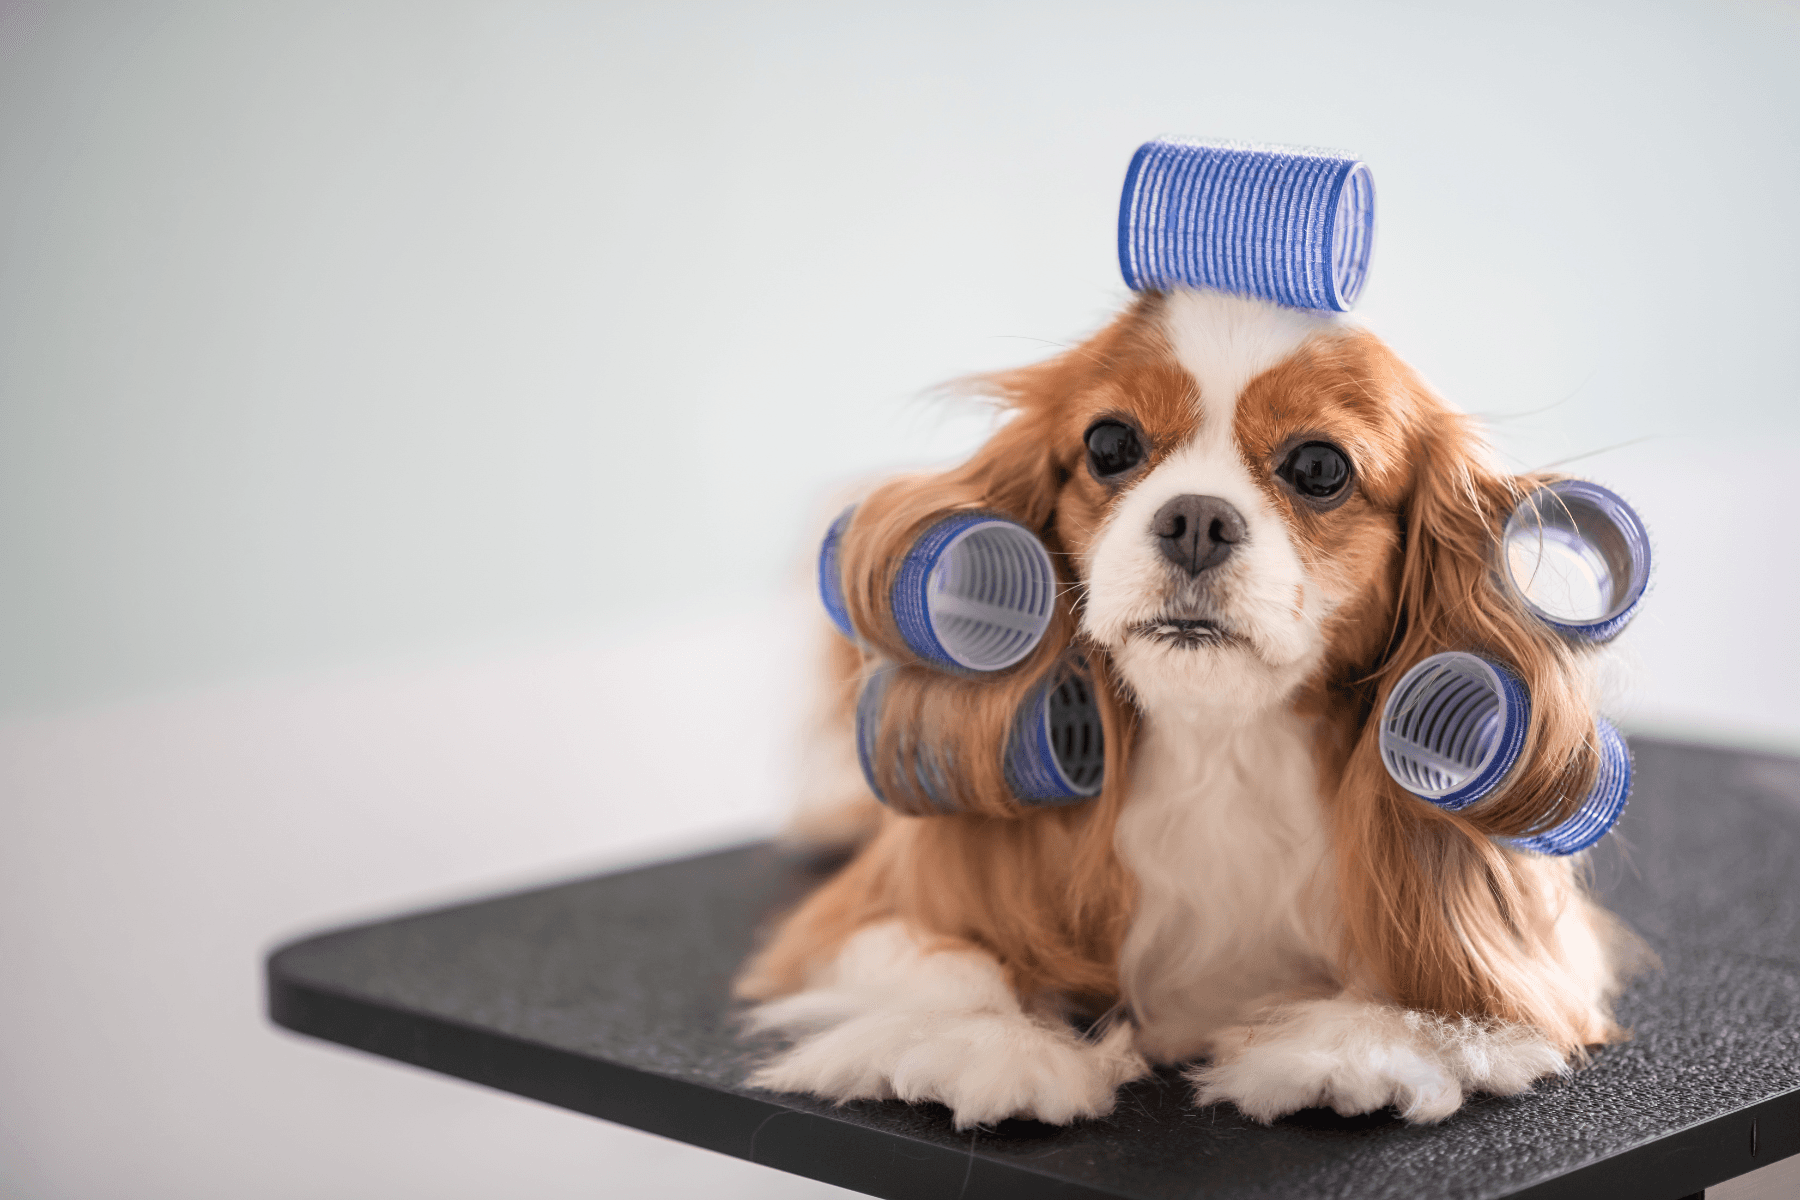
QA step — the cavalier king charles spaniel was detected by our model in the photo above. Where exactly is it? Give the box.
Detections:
[736,287,1637,1128]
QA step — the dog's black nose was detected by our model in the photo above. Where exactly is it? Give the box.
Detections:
[1152,494,1246,576]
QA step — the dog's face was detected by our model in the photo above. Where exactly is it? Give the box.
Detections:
[1045,290,1415,721]
[839,285,1596,832]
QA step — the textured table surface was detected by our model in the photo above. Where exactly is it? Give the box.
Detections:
[267,738,1800,1199]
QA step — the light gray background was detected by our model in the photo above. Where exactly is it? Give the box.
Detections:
[2,2,1797,1198]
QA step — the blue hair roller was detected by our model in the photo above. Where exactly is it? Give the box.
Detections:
[1379,651,1631,855]
[1502,480,1651,643]
[1117,137,1376,312]
[855,665,1105,811]
[1380,652,1531,812]
[818,506,857,640]
[819,507,1057,673]
[1505,718,1632,856]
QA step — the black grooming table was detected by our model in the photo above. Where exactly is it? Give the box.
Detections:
[267,739,1800,1200]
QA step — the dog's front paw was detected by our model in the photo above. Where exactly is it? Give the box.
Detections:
[1187,996,1567,1124]
[1191,1016,1461,1123]
[751,1013,1145,1129]
[891,1015,1146,1128]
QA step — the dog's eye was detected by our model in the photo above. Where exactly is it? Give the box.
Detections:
[1280,442,1351,499]
[1086,421,1145,478]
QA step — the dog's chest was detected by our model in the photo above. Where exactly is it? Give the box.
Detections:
[1114,707,1338,1060]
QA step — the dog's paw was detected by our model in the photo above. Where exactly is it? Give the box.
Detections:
[752,1007,1144,1129]
[746,921,1147,1128]
[1191,1021,1462,1123]
[1426,1012,1570,1097]
[891,1016,1147,1128]
[752,1011,1146,1129]
[1187,996,1567,1124]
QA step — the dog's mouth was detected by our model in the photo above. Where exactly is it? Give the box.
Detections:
[1130,615,1240,648]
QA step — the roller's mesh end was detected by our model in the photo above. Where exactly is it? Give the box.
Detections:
[1330,162,1376,311]
[1005,666,1105,804]
[1502,480,1651,643]
[892,514,1056,673]
[1379,652,1529,810]
[817,505,857,639]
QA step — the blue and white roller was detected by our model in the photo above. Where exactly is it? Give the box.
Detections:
[1501,480,1651,644]
[1118,137,1376,312]
[1506,718,1633,856]
[818,506,857,640]
[819,507,1057,674]
[855,665,1105,811]
[1379,651,1631,856]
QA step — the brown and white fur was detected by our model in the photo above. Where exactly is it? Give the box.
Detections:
[739,287,1638,1128]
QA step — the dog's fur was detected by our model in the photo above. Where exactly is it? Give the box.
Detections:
[739,287,1638,1127]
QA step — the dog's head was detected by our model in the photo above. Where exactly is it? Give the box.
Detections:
[1058,288,1391,723]
[843,287,1601,836]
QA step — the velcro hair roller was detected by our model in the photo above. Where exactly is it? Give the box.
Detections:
[1117,137,1376,312]
[818,506,1058,673]
[854,664,1105,814]
[818,506,857,640]
[1502,480,1651,643]
[1379,651,1631,856]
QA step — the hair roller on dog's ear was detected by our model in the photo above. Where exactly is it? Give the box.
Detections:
[820,505,1057,673]
[855,659,1104,816]
[1500,480,1651,644]
[825,408,1079,680]
[1379,652,1632,854]
[1333,412,1632,1026]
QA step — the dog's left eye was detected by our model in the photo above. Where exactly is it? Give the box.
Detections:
[1280,442,1351,499]
[1085,421,1145,478]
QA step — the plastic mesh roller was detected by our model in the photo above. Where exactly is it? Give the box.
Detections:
[1506,718,1633,856]
[1502,480,1651,644]
[818,506,856,640]
[1117,137,1376,312]
[819,507,1057,673]
[1380,652,1530,812]
[855,665,1105,811]
[1379,651,1631,855]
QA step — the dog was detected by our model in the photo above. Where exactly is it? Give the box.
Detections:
[736,286,1638,1128]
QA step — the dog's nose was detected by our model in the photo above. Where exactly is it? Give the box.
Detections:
[1152,494,1246,576]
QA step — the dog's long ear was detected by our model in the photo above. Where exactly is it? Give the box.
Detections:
[1334,392,1619,1047]
[1383,417,1600,839]
[836,397,1069,674]
[832,305,1149,818]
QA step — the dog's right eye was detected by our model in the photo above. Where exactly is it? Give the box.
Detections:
[1086,421,1145,478]
[1279,441,1352,500]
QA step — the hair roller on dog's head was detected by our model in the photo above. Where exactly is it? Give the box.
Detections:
[855,660,1103,816]
[819,505,1057,674]
[1117,137,1376,312]
[1501,480,1651,643]
[1379,651,1631,855]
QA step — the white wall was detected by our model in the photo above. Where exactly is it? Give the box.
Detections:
[2,3,1797,1198]
[3,0,1796,737]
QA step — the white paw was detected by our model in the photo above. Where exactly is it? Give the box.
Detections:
[1187,996,1568,1124]
[745,921,1148,1128]
[751,1013,1144,1128]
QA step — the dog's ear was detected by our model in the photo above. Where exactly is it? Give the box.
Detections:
[834,373,1075,680]
[1379,416,1601,839]
[832,307,1150,818]
[1333,401,1619,1046]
